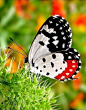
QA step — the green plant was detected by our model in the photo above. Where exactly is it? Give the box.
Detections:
[0,54,57,110]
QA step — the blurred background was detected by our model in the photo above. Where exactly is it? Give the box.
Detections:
[0,0,86,110]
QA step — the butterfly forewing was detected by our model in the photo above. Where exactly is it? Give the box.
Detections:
[29,15,72,64]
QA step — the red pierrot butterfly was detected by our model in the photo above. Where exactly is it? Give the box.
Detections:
[7,15,81,82]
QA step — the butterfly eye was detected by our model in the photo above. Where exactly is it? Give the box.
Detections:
[24,57,28,63]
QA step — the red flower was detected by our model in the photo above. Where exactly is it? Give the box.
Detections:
[74,14,86,26]
[52,0,66,18]
[14,0,36,19]
[73,14,86,32]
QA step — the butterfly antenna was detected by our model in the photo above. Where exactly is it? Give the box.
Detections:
[9,37,27,56]
[6,47,26,57]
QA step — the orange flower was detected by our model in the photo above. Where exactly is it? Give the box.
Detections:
[69,92,85,108]
[52,0,66,18]
[74,14,86,32]
[75,14,86,26]
[5,43,26,73]
[14,0,36,19]
[36,15,46,31]
[72,72,82,90]
[5,59,17,73]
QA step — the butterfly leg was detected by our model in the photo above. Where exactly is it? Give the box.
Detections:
[30,71,33,83]
[36,73,42,84]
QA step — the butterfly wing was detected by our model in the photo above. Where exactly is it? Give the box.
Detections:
[55,48,81,81]
[30,48,81,81]
[28,15,81,81]
[29,15,72,65]
[30,53,67,79]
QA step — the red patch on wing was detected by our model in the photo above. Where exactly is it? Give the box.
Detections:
[55,60,78,80]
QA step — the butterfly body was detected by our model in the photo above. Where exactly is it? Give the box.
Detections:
[25,15,81,81]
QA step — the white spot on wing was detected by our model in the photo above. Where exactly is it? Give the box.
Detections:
[65,23,68,26]
[49,21,53,23]
[72,65,76,68]
[72,60,75,63]
[76,56,79,58]
[62,43,65,48]
[69,69,73,72]
[61,76,65,79]
[53,36,58,40]
[78,54,80,57]
[69,43,71,48]
[66,73,69,75]
[64,79,67,82]
[40,25,56,34]
[60,27,62,30]
[68,56,71,59]
[53,15,59,18]
[62,17,64,19]
[61,32,64,35]
[79,66,81,69]
[60,19,63,22]
[72,75,75,78]
[63,36,66,40]
[74,49,77,52]
[53,40,59,45]
[56,23,59,26]
[67,22,69,24]
[70,33,72,37]
[79,60,81,63]
[68,27,71,32]
[76,71,79,73]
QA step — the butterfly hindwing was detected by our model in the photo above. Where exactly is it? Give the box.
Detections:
[30,53,67,79]
[29,47,81,81]
[55,48,81,81]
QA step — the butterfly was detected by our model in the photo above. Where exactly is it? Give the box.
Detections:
[8,15,81,82]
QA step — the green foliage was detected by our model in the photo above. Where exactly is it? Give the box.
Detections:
[0,54,56,110]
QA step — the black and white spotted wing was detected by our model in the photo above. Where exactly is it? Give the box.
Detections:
[30,53,67,79]
[29,47,81,81]
[29,15,72,65]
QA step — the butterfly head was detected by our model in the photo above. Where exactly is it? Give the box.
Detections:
[24,57,28,63]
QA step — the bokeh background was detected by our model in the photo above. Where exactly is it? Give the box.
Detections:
[0,0,86,110]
